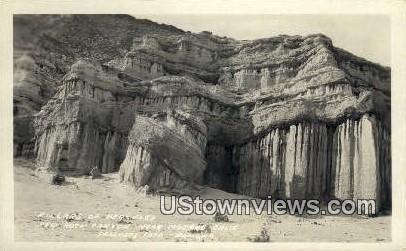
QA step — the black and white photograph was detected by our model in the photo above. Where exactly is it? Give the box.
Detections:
[1,0,406,250]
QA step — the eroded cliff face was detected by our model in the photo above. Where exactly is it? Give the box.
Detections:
[205,115,391,208]
[14,15,391,210]
[119,110,207,194]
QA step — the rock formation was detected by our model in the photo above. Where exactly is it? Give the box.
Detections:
[119,110,207,194]
[14,15,391,211]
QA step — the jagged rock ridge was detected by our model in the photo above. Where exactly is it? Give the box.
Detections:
[13,15,391,211]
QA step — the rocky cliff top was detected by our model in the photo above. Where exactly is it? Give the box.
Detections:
[14,14,390,149]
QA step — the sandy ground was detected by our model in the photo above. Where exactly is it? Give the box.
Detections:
[14,158,391,242]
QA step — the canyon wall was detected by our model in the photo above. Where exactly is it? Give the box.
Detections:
[14,15,391,211]
[205,116,391,209]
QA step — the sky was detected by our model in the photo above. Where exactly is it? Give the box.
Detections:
[134,14,390,66]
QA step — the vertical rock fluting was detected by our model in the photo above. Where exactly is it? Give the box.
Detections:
[32,63,136,174]
[331,114,391,210]
[35,122,128,174]
[284,123,329,199]
[208,114,390,210]
[230,123,329,199]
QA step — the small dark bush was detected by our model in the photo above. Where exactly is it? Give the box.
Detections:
[247,226,270,242]
[51,174,65,185]
[213,212,229,222]
[188,223,211,234]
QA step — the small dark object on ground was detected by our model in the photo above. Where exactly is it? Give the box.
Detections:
[117,216,133,224]
[213,212,229,222]
[51,174,65,185]
[247,226,270,242]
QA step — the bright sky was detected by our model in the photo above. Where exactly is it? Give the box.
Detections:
[134,14,390,66]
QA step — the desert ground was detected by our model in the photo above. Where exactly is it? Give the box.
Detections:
[14,158,390,242]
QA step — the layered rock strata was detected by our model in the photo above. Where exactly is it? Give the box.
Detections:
[119,110,207,194]
[14,15,391,211]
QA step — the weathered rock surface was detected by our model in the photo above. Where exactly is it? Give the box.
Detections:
[119,110,207,194]
[206,115,390,209]
[14,15,391,210]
